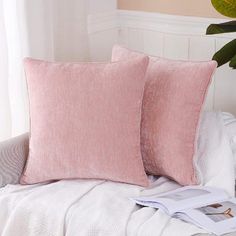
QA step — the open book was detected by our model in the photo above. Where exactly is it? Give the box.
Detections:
[132,186,236,236]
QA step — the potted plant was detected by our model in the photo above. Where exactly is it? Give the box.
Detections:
[206,0,236,68]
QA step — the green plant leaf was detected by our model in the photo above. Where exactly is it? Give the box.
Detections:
[211,0,236,18]
[206,21,236,34]
[212,39,236,67]
[229,53,236,68]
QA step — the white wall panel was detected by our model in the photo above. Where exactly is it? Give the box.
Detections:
[214,38,236,115]
[115,10,236,114]
[163,34,189,60]
[127,29,144,51]
[88,9,236,114]
[117,28,129,46]
[89,29,118,61]
[188,36,215,61]
[143,30,164,57]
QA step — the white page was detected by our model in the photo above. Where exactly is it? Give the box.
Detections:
[132,186,228,215]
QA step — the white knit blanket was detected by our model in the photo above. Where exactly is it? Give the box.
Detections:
[0,177,209,236]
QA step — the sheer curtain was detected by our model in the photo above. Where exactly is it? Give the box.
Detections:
[0,0,30,142]
[0,0,89,141]
[0,1,11,141]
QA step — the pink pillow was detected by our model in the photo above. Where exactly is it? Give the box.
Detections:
[21,57,149,186]
[112,45,217,186]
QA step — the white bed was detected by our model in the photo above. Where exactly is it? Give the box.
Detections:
[0,177,234,236]
[0,111,235,236]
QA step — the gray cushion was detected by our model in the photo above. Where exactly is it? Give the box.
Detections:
[0,133,29,187]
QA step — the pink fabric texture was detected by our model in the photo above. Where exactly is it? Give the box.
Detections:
[21,57,149,186]
[112,45,217,185]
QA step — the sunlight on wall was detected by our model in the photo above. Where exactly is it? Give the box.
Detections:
[118,0,226,18]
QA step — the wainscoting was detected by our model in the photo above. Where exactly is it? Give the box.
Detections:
[88,10,236,115]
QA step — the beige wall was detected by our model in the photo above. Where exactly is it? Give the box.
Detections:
[118,0,225,18]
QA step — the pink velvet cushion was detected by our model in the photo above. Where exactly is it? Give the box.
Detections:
[21,57,149,186]
[112,45,217,186]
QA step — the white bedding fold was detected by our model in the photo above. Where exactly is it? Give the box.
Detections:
[197,112,235,196]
